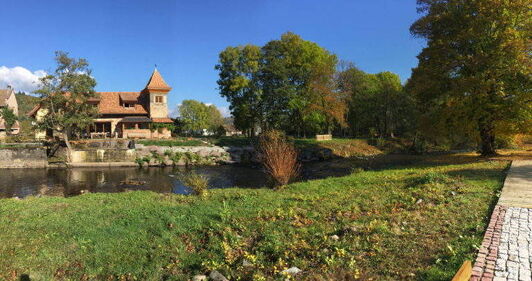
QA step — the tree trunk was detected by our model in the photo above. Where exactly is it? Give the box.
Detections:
[478,119,497,156]
[62,130,73,163]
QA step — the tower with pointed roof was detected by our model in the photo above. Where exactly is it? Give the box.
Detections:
[144,68,172,119]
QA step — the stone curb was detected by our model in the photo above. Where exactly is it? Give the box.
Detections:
[470,205,507,281]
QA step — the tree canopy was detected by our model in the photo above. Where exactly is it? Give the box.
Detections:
[408,0,532,155]
[216,32,344,136]
[34,51,98,152]
[0,107,18,135]
[178,100,224,135]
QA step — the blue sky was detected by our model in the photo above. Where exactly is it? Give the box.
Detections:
[0,0,424,116]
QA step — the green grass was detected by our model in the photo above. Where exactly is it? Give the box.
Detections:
[0,157,508,280]
[138,138,206,147]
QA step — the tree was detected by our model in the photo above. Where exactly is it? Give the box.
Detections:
[216,45,262,136]
[0,107,18,136]
[178,100,224,135]
[409,0,532,155]
[216,33,341,137]
[34,51,98,158]
[307,59,348,134]
[259,32,338,135]
[338,65,413,138]
[206,104,224,134]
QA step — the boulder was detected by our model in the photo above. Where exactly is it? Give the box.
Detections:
[191,275,207,281]
[282,267,302,276]
[209,270,229,281]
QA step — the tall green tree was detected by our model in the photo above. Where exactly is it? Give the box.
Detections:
[216,33,340,136]
[178,100,224,135]
[0,107,18,136]
[216,45,261,136]
[409,0,531,155]
[259,32,338,135]
[338,65,413,138]
[35,51,98,155]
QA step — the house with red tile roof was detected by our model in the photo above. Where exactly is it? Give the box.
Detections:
[0,86,20,138]
[29,69,174,139]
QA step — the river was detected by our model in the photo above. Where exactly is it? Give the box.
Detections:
[0,165,268,198]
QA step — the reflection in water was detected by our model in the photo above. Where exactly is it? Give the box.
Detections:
[0,166,267,198]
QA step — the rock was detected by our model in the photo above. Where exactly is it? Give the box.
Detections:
[330,235,340,241]
[13,196,21,200]
[415,198,423,204]
[282,267,302,276]
[197,149,210,157]
[80,189,90,194]
[209,270,229,281]
[344,225,358,233]
[450,191,457,196]
[242,259,253,267]
[192,275,207,281]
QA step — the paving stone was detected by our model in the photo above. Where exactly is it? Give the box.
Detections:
[471,161,532,281]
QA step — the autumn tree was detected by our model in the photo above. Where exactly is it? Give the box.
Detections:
[409,0,532,155]
[35,51,98,156]
[307,59,348,134]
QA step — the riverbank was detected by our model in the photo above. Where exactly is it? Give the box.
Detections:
[0,154,510,280]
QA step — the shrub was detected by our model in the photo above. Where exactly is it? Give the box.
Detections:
[135,156,152,167]
[180,172,209,197]
[257,130,301,188]
[134,157,145,167]
[150,151,165,166]
[170,152,184,165]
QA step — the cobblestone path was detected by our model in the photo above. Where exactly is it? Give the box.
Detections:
[471,161,532,281]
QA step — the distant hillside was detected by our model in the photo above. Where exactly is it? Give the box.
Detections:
[15,92,39,120]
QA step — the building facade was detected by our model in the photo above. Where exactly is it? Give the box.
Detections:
[0,87,20,138]
[29,69,174,140]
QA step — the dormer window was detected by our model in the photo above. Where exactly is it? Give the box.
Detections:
[123,102,135,108]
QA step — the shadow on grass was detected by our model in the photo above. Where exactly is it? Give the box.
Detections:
[302,152,498,181]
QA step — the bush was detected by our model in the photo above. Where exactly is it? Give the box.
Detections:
[150,151,165,166]
[180,172,209,197]
[257,130,300,188]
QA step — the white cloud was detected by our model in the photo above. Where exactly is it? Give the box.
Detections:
[0,66,46,93]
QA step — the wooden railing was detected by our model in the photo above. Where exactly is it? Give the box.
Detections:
[451,260,472,281]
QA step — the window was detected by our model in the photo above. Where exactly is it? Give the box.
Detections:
[155,96,163,103]
[123,103,134,108]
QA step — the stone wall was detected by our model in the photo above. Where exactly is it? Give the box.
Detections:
[0,147,48,168]
[70,149,137,163]
[135,145,257,165]
[134,145,333,166]
[66,143,334,166]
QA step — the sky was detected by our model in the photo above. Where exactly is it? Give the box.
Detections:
[0,0,425,117]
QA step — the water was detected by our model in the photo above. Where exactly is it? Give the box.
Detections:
[0,166,268,198]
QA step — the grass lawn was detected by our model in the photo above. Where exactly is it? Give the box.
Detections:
[138,138,207,147]
[0,155,509,280]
